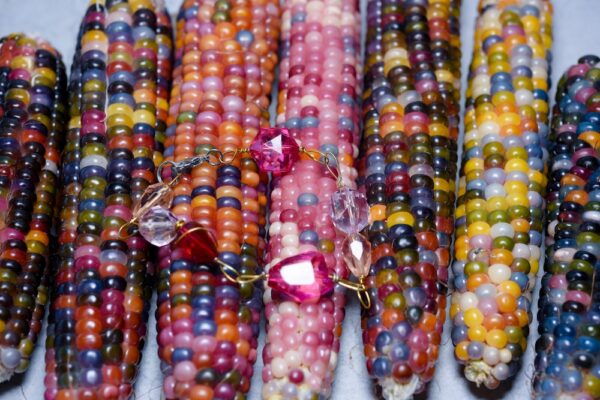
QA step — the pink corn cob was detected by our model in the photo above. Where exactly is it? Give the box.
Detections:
[261,0,362,398]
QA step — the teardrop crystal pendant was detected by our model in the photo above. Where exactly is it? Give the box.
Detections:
[172,222,219,265]
[249,127,300,175]
[267,251,334,303]
[138,206,180,246]
[331,187,369,234]
[341,233,372,278]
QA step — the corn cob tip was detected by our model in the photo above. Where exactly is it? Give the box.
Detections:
[0,363,15,383]
[464,360,495,388]
[0,345,21,382]
[380,375,420,400]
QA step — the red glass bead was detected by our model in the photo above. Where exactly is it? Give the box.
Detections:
[171,221,218,264]
[249,127,300,175]
[267,251,334,303]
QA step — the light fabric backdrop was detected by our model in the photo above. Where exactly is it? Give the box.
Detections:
[1,1,599,399]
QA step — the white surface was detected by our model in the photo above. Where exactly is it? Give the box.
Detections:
[1,1,600,399]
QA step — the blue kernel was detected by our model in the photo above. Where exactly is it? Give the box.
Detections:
[390,343,410,361]
[298,193,318,206]
[299,230,318,244]
[172,348,193,363]
[372,357,392,377]
[375,332,392,352]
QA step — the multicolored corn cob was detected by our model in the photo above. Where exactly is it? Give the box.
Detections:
[261,0,362,398]
[153,5,175,158]
[450,0,552,389]
[359,0,461,398]
[156,0,280,398]
[533,55,600,400]
[0,33,67,382]
[43,0,173,398]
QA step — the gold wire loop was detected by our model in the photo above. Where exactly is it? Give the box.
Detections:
[218,148,248,164]
[356,287,371,309]
[299,147,342,184]
[216,259,266,284]
[334,277,364,291]
[333,275,371,308]
[203,149,223,166]
[173,224,212,246]
[118,221,137,240]
[219,149,237,164]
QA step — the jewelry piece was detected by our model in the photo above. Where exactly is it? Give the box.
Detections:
[122,126,372,307]
[120,127,320,241]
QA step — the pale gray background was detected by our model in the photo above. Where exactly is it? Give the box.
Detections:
[1,0,599,399]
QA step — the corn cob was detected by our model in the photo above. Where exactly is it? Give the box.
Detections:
[43,0,172,398]
[450,0,552,388]
[156,0,280,398]
[261,0,362,398]
[533,55,600,400]
[153,0,175,378]
[44,10,86,398]
[153,5,175,158]
[358,0,461,397]
[0,33,67,382]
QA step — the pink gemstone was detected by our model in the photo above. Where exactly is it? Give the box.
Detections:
[268,251,334,303]
[341,233,371,278]
[249,127,300,175]
[330,187,369,234]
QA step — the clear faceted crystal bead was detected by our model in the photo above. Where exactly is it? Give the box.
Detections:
[138,206,179,246]
[133,182,174,215]
[331,187,369,234]
[342,233,371,278]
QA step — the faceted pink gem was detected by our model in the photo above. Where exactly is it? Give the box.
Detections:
[330,187,369,234]
[138,206,179,246]
[267,251,334,303]
[341,233,372,278]
[249,127,300,175]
